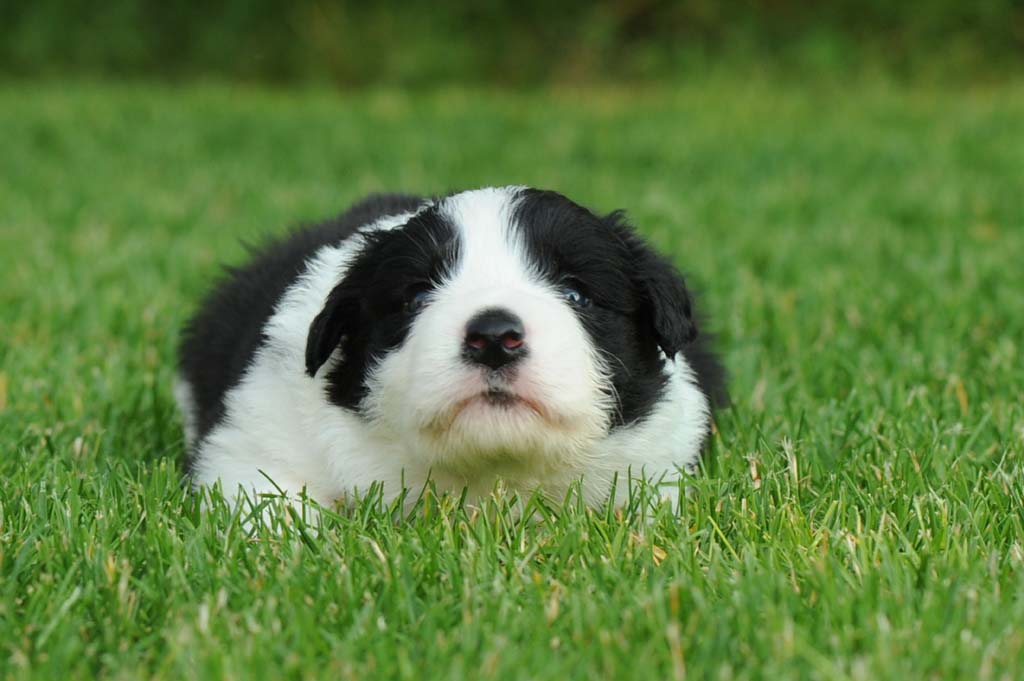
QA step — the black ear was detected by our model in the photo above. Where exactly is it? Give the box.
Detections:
[616,222,697,358]
[638,251,698,357]
[305,283,361,377]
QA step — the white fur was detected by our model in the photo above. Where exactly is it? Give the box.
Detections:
[179,188,710,514]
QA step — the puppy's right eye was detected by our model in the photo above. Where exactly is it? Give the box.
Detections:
[403,284,431,314]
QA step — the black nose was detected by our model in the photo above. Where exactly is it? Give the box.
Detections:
[463,308,526,370]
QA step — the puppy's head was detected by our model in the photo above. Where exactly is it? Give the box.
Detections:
[305,187,698,476]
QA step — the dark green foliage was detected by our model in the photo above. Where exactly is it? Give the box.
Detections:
[1,0,1023,84]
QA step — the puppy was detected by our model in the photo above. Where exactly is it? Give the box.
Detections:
[175,187,726,512]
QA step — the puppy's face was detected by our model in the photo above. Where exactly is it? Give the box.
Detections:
[305,188,697,476]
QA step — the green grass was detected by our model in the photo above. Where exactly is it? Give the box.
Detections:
[2,78,1023,680]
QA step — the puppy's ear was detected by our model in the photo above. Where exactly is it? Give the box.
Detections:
[305,283,362,377]
[611,214,698,357]
[637,250,698,357]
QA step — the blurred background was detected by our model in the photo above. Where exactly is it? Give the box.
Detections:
[2,0,1023,86]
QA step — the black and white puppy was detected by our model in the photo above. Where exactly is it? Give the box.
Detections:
[176,187,726,511]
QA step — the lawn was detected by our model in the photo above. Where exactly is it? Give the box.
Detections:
[1,78,1023,680]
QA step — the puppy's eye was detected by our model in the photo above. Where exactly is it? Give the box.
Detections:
[403,284,431,314]
[559,282,591,309]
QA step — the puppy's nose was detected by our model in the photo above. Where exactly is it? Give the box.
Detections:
[463,308,526,370]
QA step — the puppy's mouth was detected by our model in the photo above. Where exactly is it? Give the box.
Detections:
[459,389,547,417]
[480,388,522,408]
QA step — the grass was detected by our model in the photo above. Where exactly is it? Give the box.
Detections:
[1,77,1023,680]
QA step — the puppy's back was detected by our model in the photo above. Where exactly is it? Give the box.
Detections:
[177,193,424,452]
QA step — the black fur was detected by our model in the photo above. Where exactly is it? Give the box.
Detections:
[306,205,461,410]
[512,189,728,424]
[177,193,425,452]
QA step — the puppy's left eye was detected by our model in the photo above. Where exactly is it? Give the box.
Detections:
[559,282,591,309]
[404,284,431,314]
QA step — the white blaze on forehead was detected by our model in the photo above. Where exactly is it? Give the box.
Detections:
[438,186,526,286]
